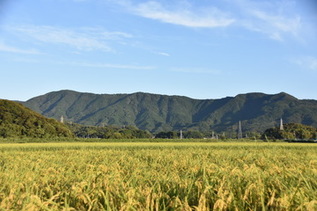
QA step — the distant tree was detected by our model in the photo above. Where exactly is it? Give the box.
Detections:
[262,123,317,140]
[66,122,152,139]
[155,131,177,139]
[183,131,204,139]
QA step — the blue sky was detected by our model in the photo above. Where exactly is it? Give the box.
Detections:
[0,0,316,101]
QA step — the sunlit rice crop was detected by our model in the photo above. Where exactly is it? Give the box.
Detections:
[0,142,316,210]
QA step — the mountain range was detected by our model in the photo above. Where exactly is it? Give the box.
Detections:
[22,90,317,133]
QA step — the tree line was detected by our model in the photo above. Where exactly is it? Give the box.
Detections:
[66,123,152,139]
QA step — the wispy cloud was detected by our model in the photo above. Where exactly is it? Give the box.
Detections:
[69,61,156,70]
[156,52,170,57]
[293,56,317,71]
[9,25,132,52]
[234,0,302,41]
[170,67,221,74]
[0,41,40,54]
[126,1,235,28]
[246,10,301,41]
[5,57,156,70]
[115,0,304,41]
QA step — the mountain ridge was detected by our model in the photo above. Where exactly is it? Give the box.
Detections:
[22,90,317,133]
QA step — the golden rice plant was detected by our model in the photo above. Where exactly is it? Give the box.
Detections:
[0,142,316,210]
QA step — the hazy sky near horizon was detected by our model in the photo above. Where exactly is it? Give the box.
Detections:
[0,0,316,101]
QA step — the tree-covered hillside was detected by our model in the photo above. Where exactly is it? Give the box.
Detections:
[22,90,317,133]
[262,123,317,140]
[0,100,74,138]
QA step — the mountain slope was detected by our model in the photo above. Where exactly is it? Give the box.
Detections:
[22,90,317,133]
[0,99,74,138]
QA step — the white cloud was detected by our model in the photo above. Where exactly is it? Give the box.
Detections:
[248,9,301,41]
[101,31,133,39]
[157,52,170,57]
[0,41,40,54]
[170,67,220,74]
[69,61,156,70]
[130,1,235,28]
[81,27,133,39]
[294,56,317,71]
[9,25,132,52]
[233,0,302,41]
[115,0,305,41]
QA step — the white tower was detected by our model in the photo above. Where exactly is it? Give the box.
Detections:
[60,115,64,123]
[279,118,284,130]
[180,130,183,139]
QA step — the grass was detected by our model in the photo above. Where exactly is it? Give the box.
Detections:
[0,141,316,210]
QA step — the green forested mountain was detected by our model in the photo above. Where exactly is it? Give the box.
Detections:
[22,90,317,133]
[0,99,74,138]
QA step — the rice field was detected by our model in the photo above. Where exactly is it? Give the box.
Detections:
[0,141,316,210]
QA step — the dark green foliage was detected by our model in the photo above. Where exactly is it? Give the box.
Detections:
[22,90,317,133]
[0,100,74,138]
[262,123,317,140]
[154,130,204,139]
[155,131,178,139]
[66,123,152,139]
[183,130,204,139]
